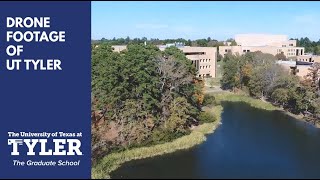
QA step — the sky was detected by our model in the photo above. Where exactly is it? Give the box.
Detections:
[92,1,320,41]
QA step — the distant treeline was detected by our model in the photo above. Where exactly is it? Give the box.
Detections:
[92,37,235,47]
[93,37,320,55]
[292,37,320,55]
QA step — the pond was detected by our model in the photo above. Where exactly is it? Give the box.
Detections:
[111,102,320,179]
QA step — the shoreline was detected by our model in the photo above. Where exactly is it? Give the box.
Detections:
[91,105,223,179]
[211,91,320,128]
[92,91,319,179]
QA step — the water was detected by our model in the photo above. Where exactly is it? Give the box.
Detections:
[111,102,320,179]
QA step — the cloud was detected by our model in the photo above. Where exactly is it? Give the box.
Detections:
[135,23,169,29]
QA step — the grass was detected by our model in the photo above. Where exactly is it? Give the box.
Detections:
[205,77,221,87]
[92,131,206,179]
[92,105,223,179]
[211,92,279,111]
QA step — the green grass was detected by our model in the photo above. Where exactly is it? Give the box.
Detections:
[92,105,223,179]
[212,92,279,111]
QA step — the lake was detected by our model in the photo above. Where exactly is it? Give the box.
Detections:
[111,102,320,179]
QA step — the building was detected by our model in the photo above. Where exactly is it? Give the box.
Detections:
[277,60,313,79]
[112,45,127,52]
[158,44,217,78]
[296,54,320,65]
[112,43,217,78]
[219,34,305,59]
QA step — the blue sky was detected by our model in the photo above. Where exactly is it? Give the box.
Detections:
[92,1,320,41]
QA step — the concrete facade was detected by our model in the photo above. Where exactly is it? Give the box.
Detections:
[277,60,313,79]
[112,45,127,52]
[219,34,305,59]
[112,44,217,78]
[297,54,320,63]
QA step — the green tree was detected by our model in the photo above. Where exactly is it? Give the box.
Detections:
[271,88,289,106]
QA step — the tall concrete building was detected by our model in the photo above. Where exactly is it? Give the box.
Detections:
[112,44,217,78]
[219,34,305,58]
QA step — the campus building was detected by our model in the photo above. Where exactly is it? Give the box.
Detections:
[296,53,320,64]
[112,44,217,78]
[219,34,305,59]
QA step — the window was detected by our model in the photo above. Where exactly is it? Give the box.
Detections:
[289,44,293,46]
[199,75,201,77]
[200,59,202,62]
[206,66,208,68]
[209,59,211,62]
[206,59,208,62]
[225,49,228,52]
[247,50,250,52]
[200,66,202,69]
[243,50,246,52]
[209,65,211,68]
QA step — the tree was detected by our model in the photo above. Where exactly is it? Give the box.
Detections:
[166,97,192,133]
[226,38,237,46]
[217,54,223,62]
[186,39,192,46]
[275,52,287,60]
[208,78,216,88]
[271,88,289,106]
[196,39,208,47]
[220,54,241,90]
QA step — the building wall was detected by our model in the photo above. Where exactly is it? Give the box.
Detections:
[179,46,217,78]
[297,55,320,63]
[219,45,304,57]
[219,34,305,59]
[235,34,288,46]
[295,65,311,78]
[112,45,127,52]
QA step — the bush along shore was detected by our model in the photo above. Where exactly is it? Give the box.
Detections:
[220,52,320,126]
[211,91,317,127]
[92,104,223,179]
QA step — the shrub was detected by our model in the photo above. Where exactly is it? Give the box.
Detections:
[150,128,189,145]
[202,94,216,107]
[199,111,216,123]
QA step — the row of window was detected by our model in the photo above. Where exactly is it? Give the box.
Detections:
[199,59,211,63]
[287,52,296,56]
[224,49,231,52]
[198,74,211,78]
[299,58,314,62]
[242,50,250,52]
[277,49,296,53]
[281,44,294,48]
[199,65,211,69]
